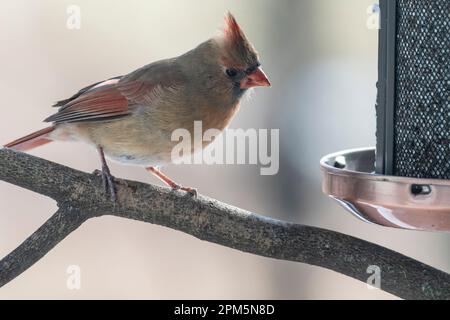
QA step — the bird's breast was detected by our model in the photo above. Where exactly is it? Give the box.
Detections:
[196,102,241,133]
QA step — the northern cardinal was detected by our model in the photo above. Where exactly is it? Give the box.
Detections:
[4,13,270,200]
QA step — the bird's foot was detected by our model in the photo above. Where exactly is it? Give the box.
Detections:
[145,166,197,197]
[93,167,117,202]
[171,184,198,197]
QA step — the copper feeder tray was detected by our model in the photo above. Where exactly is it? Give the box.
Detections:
[320,147,450,232]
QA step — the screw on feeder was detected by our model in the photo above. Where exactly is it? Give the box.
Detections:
[410,184,432,196]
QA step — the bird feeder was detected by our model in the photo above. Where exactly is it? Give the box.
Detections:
[320,0,450,231]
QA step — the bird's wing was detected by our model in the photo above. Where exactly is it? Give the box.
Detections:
[52,75,123,108]
[45,61,184,124]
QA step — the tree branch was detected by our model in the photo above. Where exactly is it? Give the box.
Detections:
[0,208,88,287]
[0,148,449,299]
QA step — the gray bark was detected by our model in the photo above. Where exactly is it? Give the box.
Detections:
[0,148,449,299]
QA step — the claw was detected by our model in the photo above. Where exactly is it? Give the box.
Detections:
[178,186,198,197]
[171,184,197,197]
[145,166,198,198]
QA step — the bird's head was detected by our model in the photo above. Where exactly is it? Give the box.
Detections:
[179,13,270,104]
[217,12,270,97]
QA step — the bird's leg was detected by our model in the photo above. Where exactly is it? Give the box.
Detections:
[146,167,197,197]
[96,146,117,202]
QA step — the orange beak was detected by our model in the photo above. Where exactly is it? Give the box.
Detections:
[240,67,271,89]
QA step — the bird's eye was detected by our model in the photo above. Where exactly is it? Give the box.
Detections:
[226,69,238,78]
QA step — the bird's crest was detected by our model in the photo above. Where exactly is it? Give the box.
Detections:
[223,12,247,48]
[221,12,259,67]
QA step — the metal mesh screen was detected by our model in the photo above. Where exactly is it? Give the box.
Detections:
[393,0,450,179]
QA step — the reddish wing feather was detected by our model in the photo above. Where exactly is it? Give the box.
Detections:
[52,76,122,107]
[45,81,154,124]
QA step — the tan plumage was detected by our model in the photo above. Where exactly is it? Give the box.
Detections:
[4,12,270,199]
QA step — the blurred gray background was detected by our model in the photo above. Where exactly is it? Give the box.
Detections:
[1,0,449,299]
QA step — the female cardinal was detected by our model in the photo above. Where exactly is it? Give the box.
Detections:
[4,13,270,200]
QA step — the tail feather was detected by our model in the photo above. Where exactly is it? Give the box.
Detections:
[4,126,55,152]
